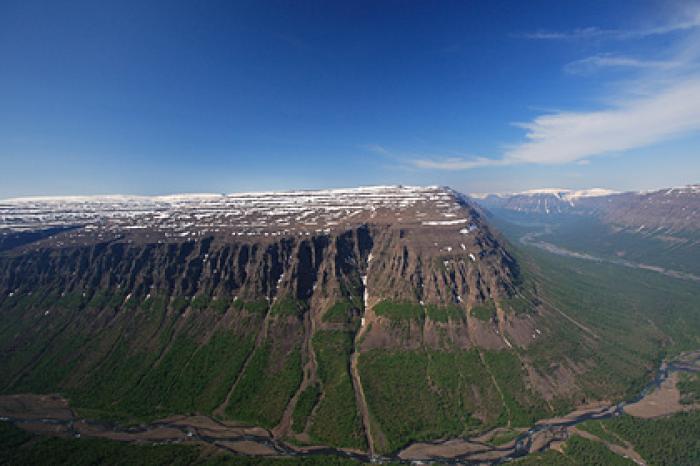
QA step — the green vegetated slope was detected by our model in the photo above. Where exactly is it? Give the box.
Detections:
[0,291,283,423]
[224,342,302,428]
[525,245,700,379]
[306,330,366,449]
[359,349,504,453]
[357,344,550,453]
[322,299,362,324]
[482,350,549,426]
[223,298,305,428]
[291,383,320,433]
[0,421,200,466]
[575,411,700,466]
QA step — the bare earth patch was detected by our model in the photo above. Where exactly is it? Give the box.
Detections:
[74,420,185,442]
[0,393,73,421]
[624,373,688,418]
[536,401,612,425]
[218,440,279,456]
[157,415,270,438]
[398,439,492,460]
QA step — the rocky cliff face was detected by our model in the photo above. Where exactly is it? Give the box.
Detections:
[0,186,523,336]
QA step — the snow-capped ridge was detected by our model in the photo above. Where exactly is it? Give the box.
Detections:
[470,187,618,201]
[0,185,473,240]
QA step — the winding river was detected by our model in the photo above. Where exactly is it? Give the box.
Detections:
[3,350,699,464]
[519,231,700,283]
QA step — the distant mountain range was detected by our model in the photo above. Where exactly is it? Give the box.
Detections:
[474,185,700,233]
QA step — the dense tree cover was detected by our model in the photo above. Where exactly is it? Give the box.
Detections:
[513,450,575,465]
[291,383,320,433]
[577,412,700,466]
[513,435,635,465]
[563,435,634,465]
[307,331,366,449]
[70,326,255,421]
[516,245,700,410]
[359,349,501,453]
[603,412,700,466]
[482,350,550,427]
[677,372,700,404]
[0,289,266,423]
[577,419,620,444]
[225,343,303,428]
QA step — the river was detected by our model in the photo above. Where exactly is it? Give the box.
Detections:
[2,350,699,464]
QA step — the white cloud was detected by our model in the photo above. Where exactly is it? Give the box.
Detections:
[412,156,505,170]
[506,78,700,164]
[564,54,681,75]
[361,144,390,155]
[411,77,700,170]
[521,27,615,41]
[522,10,700,41]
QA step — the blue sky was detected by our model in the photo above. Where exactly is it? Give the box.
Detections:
[1,0,699,197]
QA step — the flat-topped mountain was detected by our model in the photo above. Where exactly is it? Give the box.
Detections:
[1,186,474,241]
[0,186,520,317]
